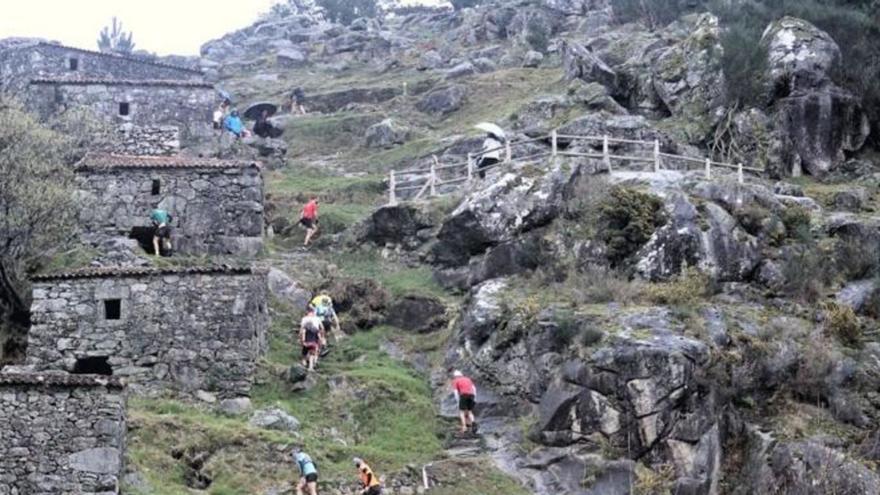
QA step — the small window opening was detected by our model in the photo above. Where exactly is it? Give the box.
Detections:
[118,102,130,116]
[68,58,79,71]
[73,356,113,376]
[104,299,122,320]
[151,179,161,195]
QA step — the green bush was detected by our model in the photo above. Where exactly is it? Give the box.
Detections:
[645,267,711,306]
[782,243,834,303]
[525,16,551,53]
[611,0,700,29]
[780,205,812,241]
[599,186,666,267]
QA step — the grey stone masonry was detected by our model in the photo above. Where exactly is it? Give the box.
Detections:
[0,373,126,495]
[26,265,269,398]
[25,78,215,144]
[104,124,181,156]
[75,153,264,256]
[0,39,202,95]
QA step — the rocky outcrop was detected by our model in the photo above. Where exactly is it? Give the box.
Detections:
[561,41,617,88]
[431,163,577,267]
[761,17,871,176]
[364,118,410,148]
[416,85,467,115]
[356,203,435,249]
[385,295,447,333]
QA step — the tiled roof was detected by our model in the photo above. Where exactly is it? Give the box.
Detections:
[32,264,259,282]
[75,153,260,171]
[30,77,213,88]
[0,372,125,389]
[36,41,203,75]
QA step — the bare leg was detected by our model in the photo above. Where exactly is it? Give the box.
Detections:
[304,227,315,246]
[468,411,475,427]
[459,411,468,433]
[307,481,317,495]
[296,478,306,495]
[152,236,161,256]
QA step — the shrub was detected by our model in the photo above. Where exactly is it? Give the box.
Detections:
[645,266,711,306]
[525,16,551,53]
[781,243,834,303]
[823,302,862,346]
[571,265,646,305]
[718,20,769,107]
[550,311,581,349]
[611,0,700,29]
[835,238,878,281]
[735,205,771,237]
[317,0,378,24]
[780,205,812,241]
[598,186,666,267]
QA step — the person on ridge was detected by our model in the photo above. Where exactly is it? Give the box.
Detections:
[293,448,319,495]
[310,292,341,345]
[289,87,307,115]
[149,207,172,257]
[299,307,325,371]
[477,132,503,179]
[353,457,382,495]
[223,109,246,138]
[299,197,319,247]
[451,370,477,434]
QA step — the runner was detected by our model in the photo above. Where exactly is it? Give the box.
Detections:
[451,370,477,434]
[310,292,341,344]
[299,307,325,371]
[293,448,319,495]
[149,207,172,257]
[353,457,382,495]
[299,197,319,247]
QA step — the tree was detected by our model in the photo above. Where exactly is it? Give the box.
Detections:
[97,17,136,54]
[0,99,90,363]
[317,0,379,24]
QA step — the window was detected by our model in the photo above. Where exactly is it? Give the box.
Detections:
[151,179,161,195]
[73,356,113,376]
[104,299,122,320]
[118,102,130,116]
[68,58,79,71]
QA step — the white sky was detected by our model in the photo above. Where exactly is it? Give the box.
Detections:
[0,0,445,56]
[0,0,294,56]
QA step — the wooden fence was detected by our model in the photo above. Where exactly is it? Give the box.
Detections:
[387,130,764,205]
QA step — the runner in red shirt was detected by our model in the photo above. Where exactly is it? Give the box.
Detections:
[451,370,477,434]
[299,197,319,247]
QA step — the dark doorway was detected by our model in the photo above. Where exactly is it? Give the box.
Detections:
[68,58,79,71]
[119,102,130,116]
[73,356,113,375]
[151,179,161,195]
[129,226,156,254]
[104,299,122,320]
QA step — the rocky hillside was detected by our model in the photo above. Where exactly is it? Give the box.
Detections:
[73,0,880,493]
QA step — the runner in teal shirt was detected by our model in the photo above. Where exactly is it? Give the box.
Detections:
[294,451,318,495]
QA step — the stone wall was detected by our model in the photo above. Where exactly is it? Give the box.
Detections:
[25,79,215,143]
[98,124,180,156]
[75,154,265,256]
[0,373,126,494]
[27,266,269,398]
[0,40,202,95]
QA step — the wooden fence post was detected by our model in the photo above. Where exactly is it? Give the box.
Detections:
[551,130,558,157]
[403,81,408,97]
[704,158,711,180]
[603,135,612,172]
[653,139,661,172]
[389,170,397,205]
[737,162,744,185]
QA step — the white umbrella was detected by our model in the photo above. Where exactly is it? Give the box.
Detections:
[474,122,506,140]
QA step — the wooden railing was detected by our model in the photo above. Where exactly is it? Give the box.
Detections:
[387,130,764,205]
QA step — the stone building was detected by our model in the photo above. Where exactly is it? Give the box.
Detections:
[27,265,269,397]
[75,153,264,256]
[0,372,126,494]
[0,39,202,94]
[26,77,215,144]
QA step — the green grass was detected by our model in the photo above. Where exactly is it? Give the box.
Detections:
[428,459,531,495]
[331,249,447,300]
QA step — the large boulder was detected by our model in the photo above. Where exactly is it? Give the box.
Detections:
[761,17,871,176]
[431,163,577,267]
[652,13,726,143]
[561,41,617,88]
[416,85,467,115]
[318,278,390,332]
[249,408,300,432]
[385,295,447,333]
[276,47,308,68]
[268,268,310,309]
[364,119,410,148]
[357,203,434,249]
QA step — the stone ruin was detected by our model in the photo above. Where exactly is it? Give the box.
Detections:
[0,372,126,494]
[0,40,202,94]
[0,39,215,155]
[26,77,215,149]
[27,265,269,398]
[75,153,265,256]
